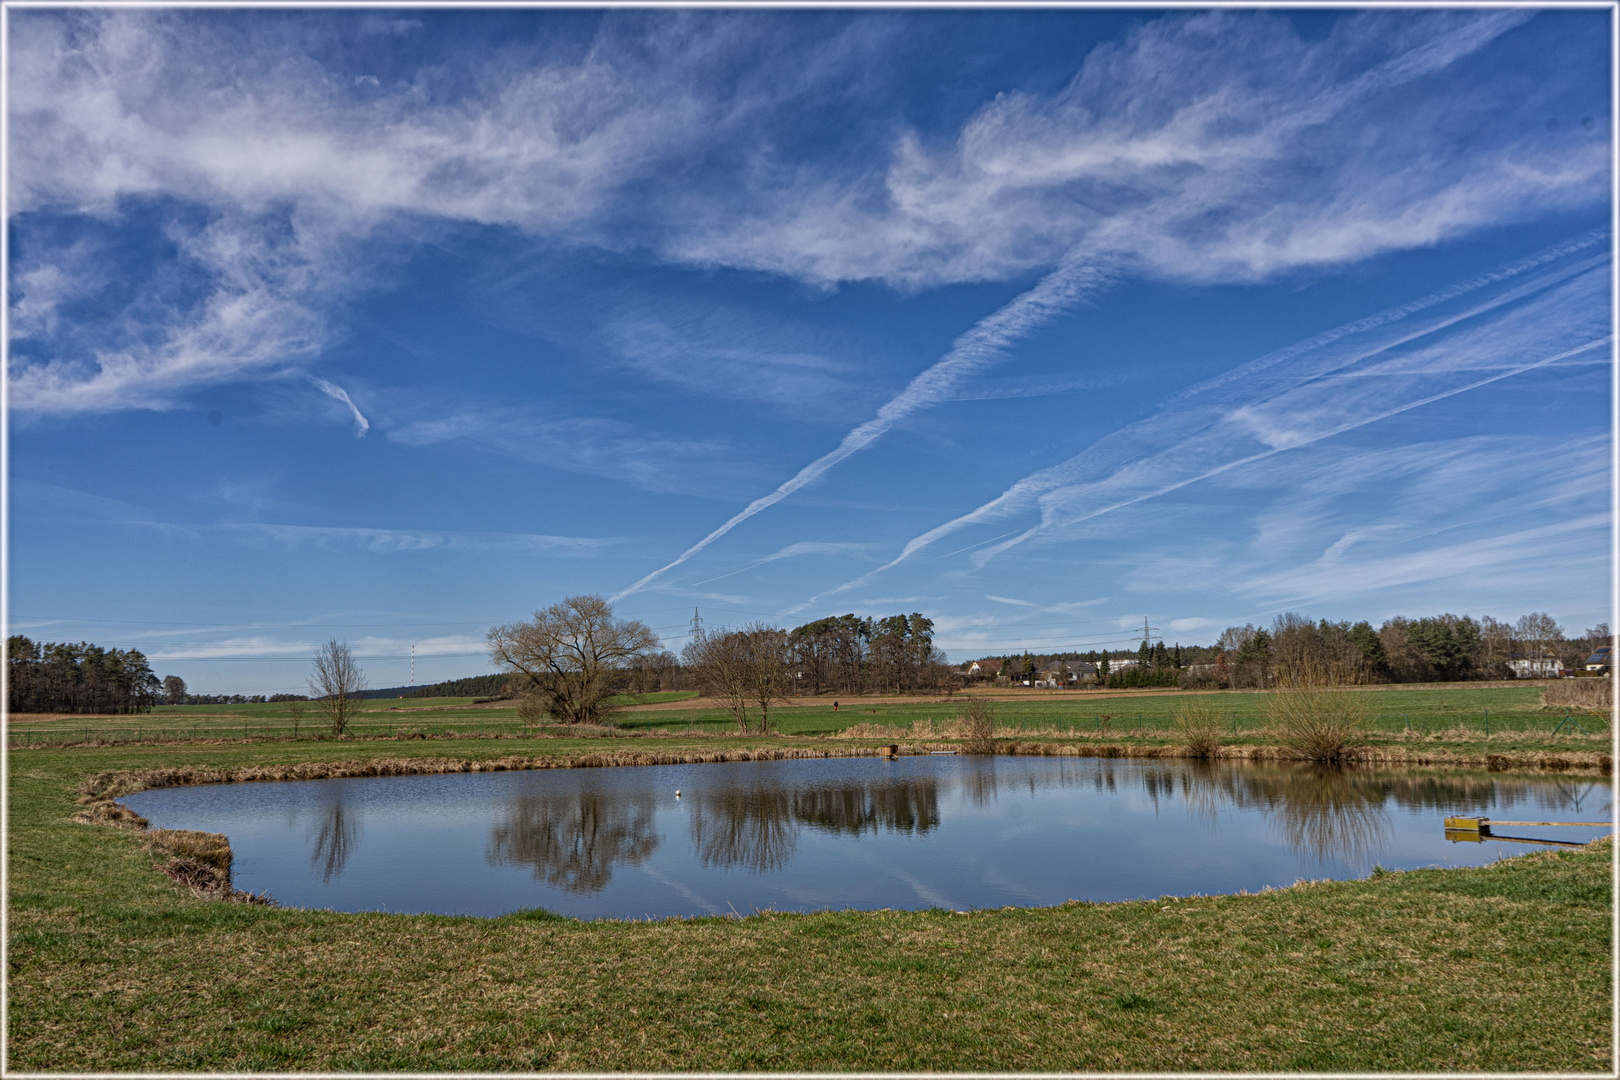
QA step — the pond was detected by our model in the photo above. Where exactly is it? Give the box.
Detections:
[121,756,1611,919]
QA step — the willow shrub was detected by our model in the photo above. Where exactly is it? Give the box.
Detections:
[1172,699,1225,758]
[958,700,997,754]
[1266,684,1373,763]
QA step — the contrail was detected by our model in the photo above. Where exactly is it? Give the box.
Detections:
[608,10,1540,605]
[310,376,370,437]
[608,258,1114,601]
[798,235,1610,607]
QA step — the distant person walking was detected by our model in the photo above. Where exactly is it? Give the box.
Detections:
[833,701,839,712]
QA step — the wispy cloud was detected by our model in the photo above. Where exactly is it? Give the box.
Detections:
[10,10,1598,420]
[613,11,1602,600]
[146,633,488,662]
[309,376,370,437]
[387,407,743,498]
[1204,433,1611,608]
[688,541,880,587]
[606,309,870,418]
[609,257,1115,599]
[672,10,1594,288]
[817,234,1608,603]
[218,523,614,556]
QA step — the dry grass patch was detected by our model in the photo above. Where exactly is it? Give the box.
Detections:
[1543,677,1614,713]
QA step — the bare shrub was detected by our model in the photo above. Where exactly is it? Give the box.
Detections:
[1542,677,1613,713]
[1173,699,1224,758]
[1266,672,1372,763]
[959,699,997,754]
[308,639,368,736]
[515,691,547,726]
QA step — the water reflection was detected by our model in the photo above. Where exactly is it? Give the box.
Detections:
[308,797,361,883]
[123,757,1611,919]
[1132,761,1609,864]
[487,791,660,892]
[688,778,940,874]
[795,779,939,835]
[690,789,798,874]
[1260,766,1392,864]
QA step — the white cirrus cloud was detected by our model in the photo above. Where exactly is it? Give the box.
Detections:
[9,9,1603,424]
[309,376,370,437]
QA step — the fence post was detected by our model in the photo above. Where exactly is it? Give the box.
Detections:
[1484,708,1489,737]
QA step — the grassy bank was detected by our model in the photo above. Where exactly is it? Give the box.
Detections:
[8,737,1613,1070]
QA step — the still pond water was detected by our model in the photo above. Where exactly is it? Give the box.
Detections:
[122,756,1611,919]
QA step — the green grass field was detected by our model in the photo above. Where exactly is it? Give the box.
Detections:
[9,682,1607,747]
[9,683,1607,744]
[7,735,1612,1070]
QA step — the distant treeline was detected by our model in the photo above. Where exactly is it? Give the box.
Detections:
[400,673,513,699]
[7,636,161,714]
[968,611,1611,690]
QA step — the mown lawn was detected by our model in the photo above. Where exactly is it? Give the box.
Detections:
[7,737,1613,1071]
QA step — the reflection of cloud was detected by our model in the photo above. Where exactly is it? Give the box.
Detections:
[487,790,660,893]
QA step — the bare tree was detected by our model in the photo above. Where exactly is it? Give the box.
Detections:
[742,623,791,734]
[308,639,368,736]
[1514,612,1564,678]
[683,629,753,731]
[162,674,187,705]
[488,595,659,725]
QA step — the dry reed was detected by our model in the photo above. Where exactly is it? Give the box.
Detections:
[1542,677,1614,714]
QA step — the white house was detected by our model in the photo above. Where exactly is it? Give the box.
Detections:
[1508,656,1564,678]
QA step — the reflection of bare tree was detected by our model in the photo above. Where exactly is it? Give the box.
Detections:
[794,779,940,835]
[1168,762,1391,864]
[690,789,798,873]
[308,800,360,883]
[687,777,943,873]
[959,759,999,808]
[1264,766,1392,864]
[487,791,659,892]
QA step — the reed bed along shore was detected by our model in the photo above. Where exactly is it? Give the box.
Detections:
[71,736,1611,809]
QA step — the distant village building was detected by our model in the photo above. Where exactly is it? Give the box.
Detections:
[1586,646,1612,672]
[1507,655,1564,678]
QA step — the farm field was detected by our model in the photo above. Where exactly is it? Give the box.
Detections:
[7,682,1607,749]
[7,735,1612,1071]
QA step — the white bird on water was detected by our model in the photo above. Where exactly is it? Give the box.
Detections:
[675,789,682,798]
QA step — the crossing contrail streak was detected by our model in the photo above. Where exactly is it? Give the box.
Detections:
[608,258,1114,601]
[793,233,1610,609]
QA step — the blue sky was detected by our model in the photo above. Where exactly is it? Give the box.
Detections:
[7,7,1612,694]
